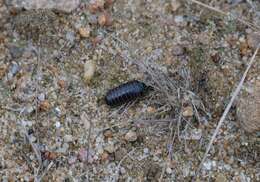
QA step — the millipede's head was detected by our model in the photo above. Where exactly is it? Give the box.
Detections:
[142,83,154,92]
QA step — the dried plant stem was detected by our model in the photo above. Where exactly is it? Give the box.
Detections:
[85,118,93,181]
[190,0,260,31]
[195,45,259,178]
[115,148,136,181]
[31,46,43,181]
[35,161,54,182]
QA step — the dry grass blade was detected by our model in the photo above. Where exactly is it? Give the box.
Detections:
[35,161,54,182]
[86,119,92,165]
[194,44,260,179]
[16,108,43,181]
[22,126,42,169]
[115,148,136,181]
[189,0,260,31]
[246,0,260,17]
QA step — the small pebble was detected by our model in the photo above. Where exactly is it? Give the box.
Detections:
[68,156,77,165]
[120,167,126,174]
[39,100,51,111]
[92,35,103,46]
[29,135,36,142]
[54,107,62,117]
[247,32,260,49]
[172,45,184,56]
[83,59,96,84]
[88,15,98,24]
[78,148,89,162]
[29,154,35,161]
[174,15,186,26]
[98,12,112,26]
[37,93,45,101]
[105,0,114,7]
[55,121,61,128]
[182,106,193,117]
[57,79,66,89]
[43,151,58,160]
[143,148,149,155]
[104,143,115,154]
[8,62,20,79]
[66,31,75,43]
[79,27,91,38]
[22,120,33,127]
[64,134,73,143]
[89,0,105,13]
[9,45,24,59]
[25,105,34,115]
[59,143,69,153]
[215,173,228,182]
[147,106,156,113]
[180,128,202,140]
[103,130,113,139]
[171,0,181,12]
[203,160,212,171]
[124,130,138,142]
[101,151,109,162]
[223,164,231,171]
[153,156,159,161]
[166,167,172,174]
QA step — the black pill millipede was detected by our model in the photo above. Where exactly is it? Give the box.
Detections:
[105,80,151,107]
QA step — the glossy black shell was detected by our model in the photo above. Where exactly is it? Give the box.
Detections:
[105,80,147,106]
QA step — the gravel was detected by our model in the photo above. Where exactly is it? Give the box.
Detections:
[0,0,259,181]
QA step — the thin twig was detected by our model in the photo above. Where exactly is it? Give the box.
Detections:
[31,46,44,181]
[85,118,92,181]
[246,0,260,17]
[194,44,260,179]
[190,0,260,31]
[25,129,42,168]
[198,0,217,16]
[16,108,43,181]
[134,119,176,127]
[115,148,136,181]
[36,161,54,182]
[1,106,22,112]
[159,164,166,182]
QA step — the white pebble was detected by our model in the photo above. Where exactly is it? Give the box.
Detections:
[37,93,45,101]
[120,167,126,174]
[174,15,185,25]
[55,121,61,128]
[203,160,212,171]
[143,148,149,154]
[30,136,36,142]
[125,130,138,142]
[166,167,172,174]
[171,0,181,12]
[54,107,62,117]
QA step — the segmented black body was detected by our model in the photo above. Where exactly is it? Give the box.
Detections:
[105,80,148,106]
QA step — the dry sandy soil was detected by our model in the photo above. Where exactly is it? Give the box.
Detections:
[0,0,259,181]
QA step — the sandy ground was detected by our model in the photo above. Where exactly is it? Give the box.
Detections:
[0,0,259,181]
